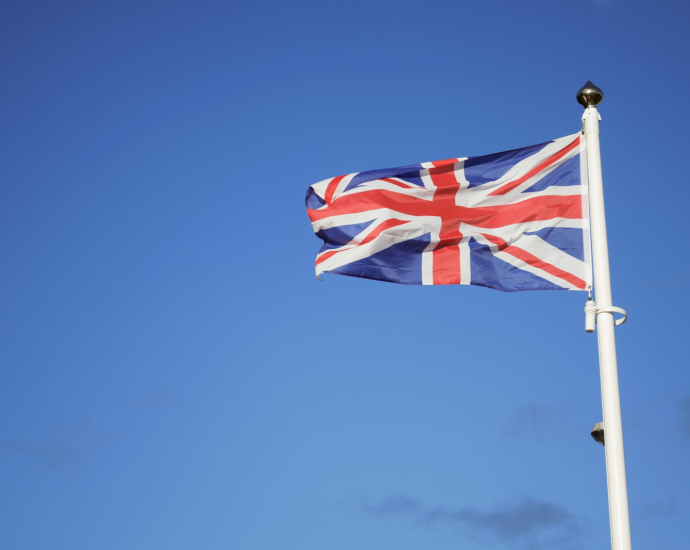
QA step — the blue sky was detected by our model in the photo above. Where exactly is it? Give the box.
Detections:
[1,1,688,549]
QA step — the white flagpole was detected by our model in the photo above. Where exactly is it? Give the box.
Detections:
[578,82,632,550]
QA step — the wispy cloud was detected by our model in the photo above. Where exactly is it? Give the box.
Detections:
[634,498,678,520]
[1,413,105,470]
[360,494,423,517]
[503,402,576,437]
[46,412,110,442]
[2,441,84,469]
[351,494,581,549]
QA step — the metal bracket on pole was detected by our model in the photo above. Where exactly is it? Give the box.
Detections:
[597,306,628,326]
[585,301,627,333]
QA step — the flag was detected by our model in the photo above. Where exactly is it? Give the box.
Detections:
[305,133,591,292]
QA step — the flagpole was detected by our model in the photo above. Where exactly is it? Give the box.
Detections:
[578,82,632,550]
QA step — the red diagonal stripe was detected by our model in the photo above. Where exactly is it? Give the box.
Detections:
[324,175,347,205]
[358,218,408,246]
[488,136,580,196]
[315,218,408,266]
[481,233,586,289]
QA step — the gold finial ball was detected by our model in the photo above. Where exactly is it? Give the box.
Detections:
[577,81,604,107]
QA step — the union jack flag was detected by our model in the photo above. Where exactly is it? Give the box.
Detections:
[306,133,592,292]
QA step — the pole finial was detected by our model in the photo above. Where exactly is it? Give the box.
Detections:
[577,81,604,108]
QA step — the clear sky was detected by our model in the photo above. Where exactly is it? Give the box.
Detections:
[1,1,688,549]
